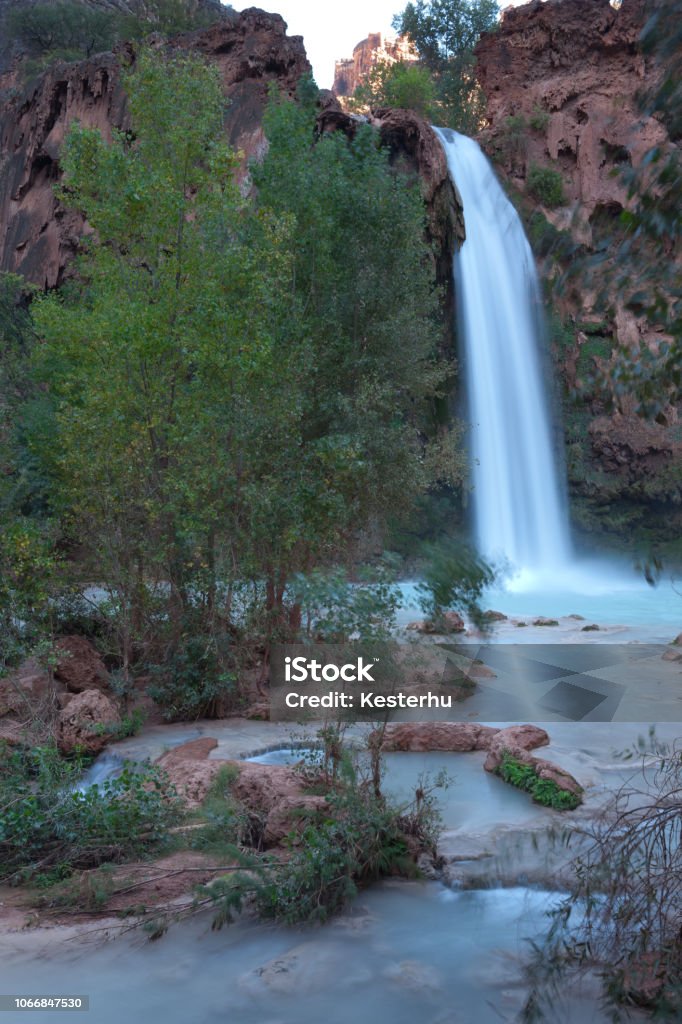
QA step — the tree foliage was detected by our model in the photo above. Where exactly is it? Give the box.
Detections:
[6,0,224,73]
[392,0,498,132]
[13,54,460,698]
[349,59,438,120]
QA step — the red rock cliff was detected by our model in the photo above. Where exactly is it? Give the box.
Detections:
[0,7,310,287]
[475,0,669,228]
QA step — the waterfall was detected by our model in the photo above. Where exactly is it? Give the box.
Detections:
[435,128,572,574]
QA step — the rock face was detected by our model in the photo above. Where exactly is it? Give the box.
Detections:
[475,0,667,226]
[0,7,311,287]
[57,688,121,754]
[332,32,415,100]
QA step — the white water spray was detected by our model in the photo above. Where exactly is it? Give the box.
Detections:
[436,128,572,573]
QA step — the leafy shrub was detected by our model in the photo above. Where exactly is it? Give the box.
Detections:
[526,163,566,207]
[0,519,59,675]
[7,2,118,61]
[148,633,237,720]
[499,114,527,162]
[6,0,223,76]
[0,744,180,883]
[290,563,400,642]
[417,538,496,631]
[197,748,447,927]
[529,104,550,132]
[496,751,581,810]
[190,764,266,855]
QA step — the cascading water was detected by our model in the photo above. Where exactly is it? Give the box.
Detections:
[435,128,572,574]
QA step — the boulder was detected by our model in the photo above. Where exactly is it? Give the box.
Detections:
[533,617,559,627]
[483,725,582,800]
[483,725,550,772]
[0,672,49,717]
[54,636,109,693]
[57,689,121,755]
[482,609,508,622]
[405,611,465,634]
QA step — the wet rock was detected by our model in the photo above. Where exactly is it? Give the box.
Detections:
[383,959,442,992]
[241,942,367,996]
[375,722,499,752]
[484,724,549,771]
[161,737,218,761]
[405,612,465,634]
[581,623,600,631]
[533,617,559,626]
[482,609,508,622]
[57,689,121,755]
[54,636,109,693]
[568,614,586,620]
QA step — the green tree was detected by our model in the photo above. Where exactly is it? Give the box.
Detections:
[5,0,224,75]
[350,59,438,120]
[23,57,461,702]
[250,82,462,630]
[392,0,498,132]
[29,49,285,687]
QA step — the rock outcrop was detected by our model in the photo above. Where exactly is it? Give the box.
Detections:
[475,0,667,227]
[57,688,121,754]
[332,32,415,100]
[0,7,310,287]
[375,722,499,752]
[54,635,110,692]
[372,721,582,803]
[156,738,329,842]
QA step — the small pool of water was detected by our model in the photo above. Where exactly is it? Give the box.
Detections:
[381,751,550,830]
[398,569,682,631]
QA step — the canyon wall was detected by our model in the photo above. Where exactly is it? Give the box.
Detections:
[0,7,310,287]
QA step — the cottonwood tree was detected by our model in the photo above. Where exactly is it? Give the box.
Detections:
[26,56,461,708]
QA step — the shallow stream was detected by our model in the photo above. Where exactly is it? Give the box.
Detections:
[3,884,618,1024]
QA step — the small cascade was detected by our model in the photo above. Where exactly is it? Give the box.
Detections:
[435,128,572,574]
[73,752,124,792]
